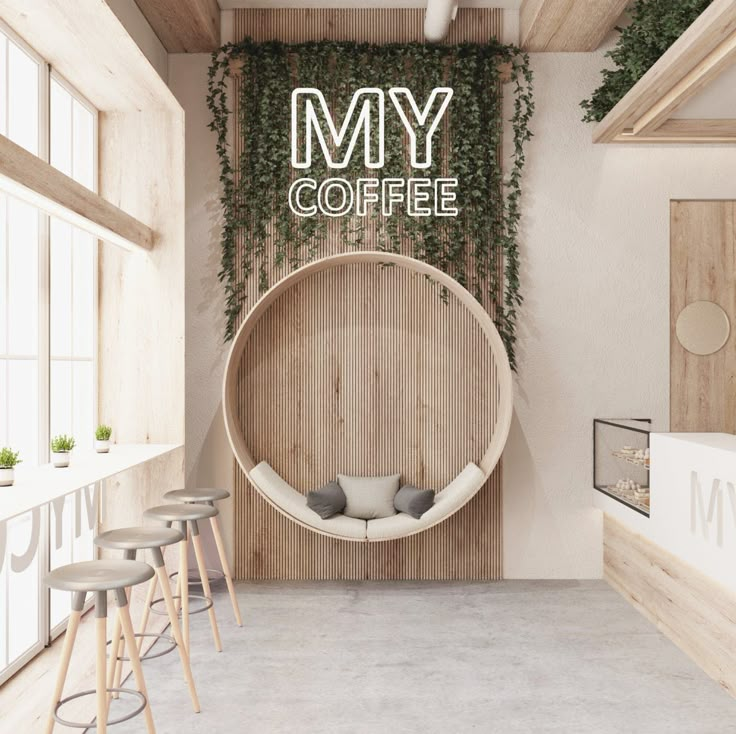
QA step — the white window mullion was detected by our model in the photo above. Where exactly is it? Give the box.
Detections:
[38,60,49,466]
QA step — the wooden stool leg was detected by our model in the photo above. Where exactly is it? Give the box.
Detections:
[154,564,201,712]
[96,614,108,734]
[174,567,182,614]
[210,515,242,626]
[118,594,156,734]
[106,610,122,715]
[137,572,159,654]
[191,527,222,652]
[180,533,190,651]
[45,608,81,734]
[111,585,130,699]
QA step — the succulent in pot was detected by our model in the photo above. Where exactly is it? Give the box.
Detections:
[50,434,75,468]
[95,424,112,453]
[0,447,21,486]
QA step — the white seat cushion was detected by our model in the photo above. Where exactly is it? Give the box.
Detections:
[367,462,484,540]
[250,461,367,540]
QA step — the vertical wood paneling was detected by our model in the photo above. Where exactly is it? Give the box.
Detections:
[232,9,504,580]
[234,8,502,45]
[670,200,736,432]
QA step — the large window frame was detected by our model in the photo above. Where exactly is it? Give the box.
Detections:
[0,18,99,685]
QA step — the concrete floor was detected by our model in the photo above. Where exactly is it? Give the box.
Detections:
[111,581,736,733]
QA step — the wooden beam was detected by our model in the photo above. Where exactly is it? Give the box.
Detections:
[614,119,736,143]
[0,133,154,251]
[634,31,736,135]
[604,515,736,696]
[594,0,736,143]
[0,0,179,112]
[134,0,220,53]
[520,0,628,52]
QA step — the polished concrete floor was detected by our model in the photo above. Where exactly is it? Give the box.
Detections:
[111,581,736,733]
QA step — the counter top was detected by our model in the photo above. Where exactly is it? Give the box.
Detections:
[651,432,736,452]
[0,443,182,522]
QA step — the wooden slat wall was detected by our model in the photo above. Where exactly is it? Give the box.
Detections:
[670,200,736,432]
[232,9,504,580]
[233,8,503,44]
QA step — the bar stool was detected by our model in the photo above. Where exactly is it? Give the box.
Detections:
[94,527,200,714]
[143,503,222,653]
[44,560,155,734]
[162,488,242,627]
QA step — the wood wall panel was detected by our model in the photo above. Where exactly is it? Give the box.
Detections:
[233,8,502,45]
[231,9,504,580]
[604,515,736,696]
[670,200,736,432]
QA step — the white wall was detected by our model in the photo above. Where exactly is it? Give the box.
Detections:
[170,47,736,579]
[169,54,235,564]
[504,51,736,578]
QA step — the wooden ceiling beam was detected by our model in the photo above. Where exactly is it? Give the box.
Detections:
[594,0,736,143]
[134,0,220,53]
[520,0,629,52]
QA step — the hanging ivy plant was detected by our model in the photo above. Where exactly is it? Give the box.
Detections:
[207,39,533,370]
[581,0,712,123]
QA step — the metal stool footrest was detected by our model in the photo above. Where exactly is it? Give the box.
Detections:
[54,688,147,728]
[150,593,213,617]
[107,631,177,661]
[169,568,225,586]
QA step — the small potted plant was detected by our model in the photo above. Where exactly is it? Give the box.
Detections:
[0,447,21,486]
[95,424,112,453]
[50,434,75,468]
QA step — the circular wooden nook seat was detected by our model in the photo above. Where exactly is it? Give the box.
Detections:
[222,251,513,542]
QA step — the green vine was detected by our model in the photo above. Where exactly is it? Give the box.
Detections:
[581,0,712,123]
[207,40,533,370]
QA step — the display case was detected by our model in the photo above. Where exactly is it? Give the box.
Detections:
[594,418,651,516]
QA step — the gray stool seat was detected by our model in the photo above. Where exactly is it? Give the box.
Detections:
[164,487,230,503]
[45,560,153,593]
[144,503,217,523]
[95,526,183,551]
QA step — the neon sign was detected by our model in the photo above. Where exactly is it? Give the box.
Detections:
[289,87,458,218]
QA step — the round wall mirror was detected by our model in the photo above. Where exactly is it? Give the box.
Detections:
[675,300,731,356]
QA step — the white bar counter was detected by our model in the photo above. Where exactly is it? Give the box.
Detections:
[0,443,181,523]
[595,432,736,594]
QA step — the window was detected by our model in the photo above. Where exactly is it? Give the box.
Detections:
[0,22,98,683]
[0,29,41,466]
[49,77,97,452]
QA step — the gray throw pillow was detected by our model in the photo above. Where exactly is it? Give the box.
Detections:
[337,474,400,520]
[394,485,435,519]
[307,480,346,519]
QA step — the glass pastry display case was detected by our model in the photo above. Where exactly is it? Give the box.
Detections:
[594,418,651,516]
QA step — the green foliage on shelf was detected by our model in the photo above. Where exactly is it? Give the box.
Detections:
[95,424,112,441]
[51,434,75,453]
[207,39,533,369]
[581,0,713,123]
[0,447,21,469]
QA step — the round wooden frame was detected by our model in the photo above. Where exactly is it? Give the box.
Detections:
[222,251,513,539]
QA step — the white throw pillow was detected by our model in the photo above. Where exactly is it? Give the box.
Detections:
[337,473,400,520]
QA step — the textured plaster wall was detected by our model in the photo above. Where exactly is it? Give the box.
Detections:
[504,51,736,577]
[170,48,736,578]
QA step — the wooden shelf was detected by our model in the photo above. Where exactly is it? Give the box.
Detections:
[593,0,736,144]
[0,133,155,250]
